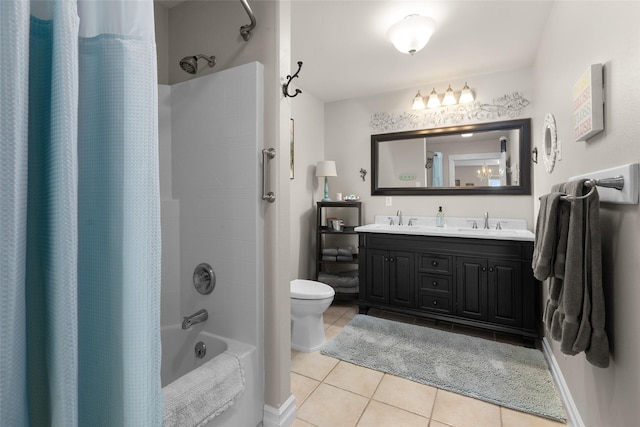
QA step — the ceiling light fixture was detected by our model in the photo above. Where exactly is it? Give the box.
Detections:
[459,82,475,103]
[411,91,426,110]
[387,14,437,55]
[477,164,493,183]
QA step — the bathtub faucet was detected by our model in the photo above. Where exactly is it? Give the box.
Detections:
[182,309,208,330]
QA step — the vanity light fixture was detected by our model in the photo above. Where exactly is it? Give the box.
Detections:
[442,85,457,106]
[411,91,426,110]
[459,82,474,103]
[316,160,337,201]
[387,14,437,55]
[461,133,473,138]
[411,83,474,109]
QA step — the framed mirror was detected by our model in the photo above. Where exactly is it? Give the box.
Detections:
[371,118,531,196]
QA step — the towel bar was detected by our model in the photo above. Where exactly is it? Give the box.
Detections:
[561,176,624,201]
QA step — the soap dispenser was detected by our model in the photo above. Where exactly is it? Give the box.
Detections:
[436,206,444,227]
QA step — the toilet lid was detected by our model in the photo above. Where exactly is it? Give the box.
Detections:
[290,279,335,300]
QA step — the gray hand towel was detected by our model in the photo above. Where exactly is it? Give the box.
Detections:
[533,192,563,280]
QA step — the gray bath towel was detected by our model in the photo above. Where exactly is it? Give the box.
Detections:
[543,180,609,368]
[337,246,354,256]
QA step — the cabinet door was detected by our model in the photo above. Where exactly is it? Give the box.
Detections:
[487,260,522,327]
[456,257,488,321]
[389,251,414,307]
[366,249,389,304]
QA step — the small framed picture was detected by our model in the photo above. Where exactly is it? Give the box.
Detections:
[290,118,295,179]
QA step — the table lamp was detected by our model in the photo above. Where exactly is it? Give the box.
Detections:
[316,160,337,201]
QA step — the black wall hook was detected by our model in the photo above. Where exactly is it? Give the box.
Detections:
[532,147,538,164]
[283,61,303,98]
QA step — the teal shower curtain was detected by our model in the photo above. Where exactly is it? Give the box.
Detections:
[1,0,162,425]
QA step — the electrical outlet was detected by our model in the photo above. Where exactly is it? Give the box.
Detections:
[385,196,392,206]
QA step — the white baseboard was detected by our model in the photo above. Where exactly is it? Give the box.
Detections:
[542,337,585,427]
[263,394,297,427]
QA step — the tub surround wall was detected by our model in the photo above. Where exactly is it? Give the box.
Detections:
[159,63,265,426]
[159,84,181,327]
[172,63,264,348]
[532,2,640,426]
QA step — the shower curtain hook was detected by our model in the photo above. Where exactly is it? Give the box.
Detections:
[283,61,303,98]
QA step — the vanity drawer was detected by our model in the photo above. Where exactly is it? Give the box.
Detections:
[417,294,452,314]
[418,274,451,294]
[417,254,452,275]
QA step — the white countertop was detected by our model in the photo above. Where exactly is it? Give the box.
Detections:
[355,215,534,242]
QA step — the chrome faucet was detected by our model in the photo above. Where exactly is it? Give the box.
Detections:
[408,218,418,226]
[396,210,403,226]
[484,212,490,229]
[182,309,208,330]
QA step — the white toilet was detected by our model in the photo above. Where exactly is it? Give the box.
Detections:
[290,279,335,352]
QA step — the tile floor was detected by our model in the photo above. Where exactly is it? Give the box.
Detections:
[290,301,566,427]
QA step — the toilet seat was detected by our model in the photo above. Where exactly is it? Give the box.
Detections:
[291,279,335,300]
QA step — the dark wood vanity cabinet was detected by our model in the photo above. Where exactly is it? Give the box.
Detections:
[365,249,414,307]
[358,233,540,342]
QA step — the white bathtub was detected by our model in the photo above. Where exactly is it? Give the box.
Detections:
[161,325,261,426]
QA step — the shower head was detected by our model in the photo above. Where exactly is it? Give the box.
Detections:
[179,54,216,74]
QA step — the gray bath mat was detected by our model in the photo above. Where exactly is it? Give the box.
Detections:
[322,315,566,422]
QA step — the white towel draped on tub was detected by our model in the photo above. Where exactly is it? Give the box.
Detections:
[163,353,245,427]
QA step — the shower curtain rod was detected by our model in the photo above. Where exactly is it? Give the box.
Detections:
[240,0,256,41]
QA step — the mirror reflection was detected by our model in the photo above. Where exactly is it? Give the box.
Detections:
[372,119,531,196]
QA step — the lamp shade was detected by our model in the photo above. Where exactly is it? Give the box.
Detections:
[316,160,337,177]
[442,85,456,106]
[427,88,441,108]
[411,91,426,110]
[459,82,474,104]
[387,15,437,55]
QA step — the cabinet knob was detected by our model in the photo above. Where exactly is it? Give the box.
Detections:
[482,267,487,271]
[432,281,438,287]
[432,261,438,267]
[390,258,395,262]
[433,300,438,305]
[489,267,494,272]
[384,258,389,262]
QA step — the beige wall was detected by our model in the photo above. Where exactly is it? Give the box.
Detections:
[154,3,169,85]
[532,2,640,426]
[290,88,325,280]
[322,68,535,228]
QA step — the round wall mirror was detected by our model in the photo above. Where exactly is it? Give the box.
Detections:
[542,113,557,173]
